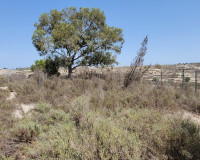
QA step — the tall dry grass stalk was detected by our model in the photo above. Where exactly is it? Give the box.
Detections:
[124,36,151,88]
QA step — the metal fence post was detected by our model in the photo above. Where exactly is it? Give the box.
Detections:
[118,70,120,86]
[7,72,10,83]
[195,70,198,94]
[182,69,185,88]
[98,71,100,87]
[38,71,41,88]
[161,69,163,85]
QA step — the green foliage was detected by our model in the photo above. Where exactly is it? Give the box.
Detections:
[11,119,41,142]
[167,120,200,160]
[36,103,51,113]
[32,7,124,77]
[21,104,80,159]
[152,77,158,82]
[185,77,191,82]
[30,59,46,72]
[12,101,172,159]
[30,57,61,76]
[30,65,35,72]
[44,56,61,77]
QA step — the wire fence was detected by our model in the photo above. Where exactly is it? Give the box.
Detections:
[143,68,200,93]
[4,69,44,89]
[2,67,200,93]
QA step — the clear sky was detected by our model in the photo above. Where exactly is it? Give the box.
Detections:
[0,0,200,69]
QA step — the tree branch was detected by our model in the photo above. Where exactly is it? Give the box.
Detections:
[53,50,63,56]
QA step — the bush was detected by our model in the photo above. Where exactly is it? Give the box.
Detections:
[21,104,80,159]
[11,119,41,143]
[44,56,61,77]
[30,59,46,72]
[30,65,35,72]
[88,119,141,159]
[185,77,191,83]
[36,103,51,113]
[167,120,200,160]
[152,77,158,82]
[30,56,62,76]
[25,123,80,159]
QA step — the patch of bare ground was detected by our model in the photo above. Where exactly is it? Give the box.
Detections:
[6,92,17,101]
[179,110,200,124]
[13,104,36,119]
[0,86,8,91]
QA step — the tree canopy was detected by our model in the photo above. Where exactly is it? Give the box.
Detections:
[32,7,124,78]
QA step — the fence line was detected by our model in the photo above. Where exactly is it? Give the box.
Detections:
[6,70,45,91]
[3,67,200,94]
[156,68,199,93]
[195,70,198,94]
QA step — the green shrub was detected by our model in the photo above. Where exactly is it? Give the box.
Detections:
[30,56,62,76]
[116,108,172,159]
[36,109,71,126]
[92,119,141,159]
[185,77,191,83]
[30,64,36,72]
[25,123,80,159]
[21,104,80,159]
[167,120,200,160]
[36,103,51,113]
[30,59,46,72]
[11,119,41,142]
[44,56,61,77]
[152,77,158,82]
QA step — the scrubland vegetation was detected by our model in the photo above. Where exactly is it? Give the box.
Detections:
[1,5,200,160]
[1,72,200,160]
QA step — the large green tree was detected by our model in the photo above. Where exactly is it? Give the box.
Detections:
[32,7,124,78]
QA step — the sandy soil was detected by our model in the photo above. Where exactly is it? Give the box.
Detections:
[13,104,36,119]
[6,92,17,101]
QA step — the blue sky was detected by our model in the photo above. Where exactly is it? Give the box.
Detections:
[0,0,200,69]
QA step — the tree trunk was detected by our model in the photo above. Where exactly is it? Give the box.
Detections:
[68,66,73,79]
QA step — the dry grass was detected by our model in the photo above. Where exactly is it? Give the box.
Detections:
[0,76,8,87]
[1,72,200,159]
